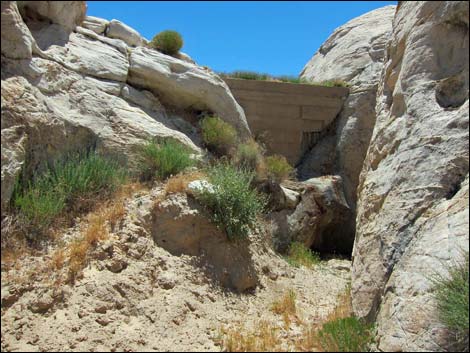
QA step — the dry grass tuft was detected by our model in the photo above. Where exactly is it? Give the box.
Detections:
[271,289,299,328]
[51,248,66,271]
[324,285,353,322]
[165,171,206,195]
[218,320,281,352]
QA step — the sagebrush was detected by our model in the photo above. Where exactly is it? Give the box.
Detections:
[195,163,267,239]
[265,154,294,183]
[200,115,238,156]
[233,139,264,172]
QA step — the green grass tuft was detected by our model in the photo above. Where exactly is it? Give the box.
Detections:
[317,316,374,352]
[200,115,238,156]
[432,251,469,351]
[13,152,127,229]
[285,242,321,268]
[195,163,267,239]
[139,139,195,181]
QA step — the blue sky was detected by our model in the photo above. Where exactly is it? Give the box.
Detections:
[87,1,396,76]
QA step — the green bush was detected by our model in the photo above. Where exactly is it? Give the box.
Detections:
[233,139,263,172]
[432,252,469,351]
[139,139,195,180]
[195,163,267,239]
[200,116,238,156]
[265,155,294,183]
[14,152,127,228]
[318,316,374,352]
[276,76,310,84]
[223,70,271,81]
[285,242,321,268]
[149,30,183,56]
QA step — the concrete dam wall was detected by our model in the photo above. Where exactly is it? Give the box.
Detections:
[224,78,349,165]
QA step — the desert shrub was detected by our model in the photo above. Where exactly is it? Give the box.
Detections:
[200,116,238,156]
[139,139,195,181]
[13,152,126,229]
[149,30,183,55]
[276,76,310,84]
[285,242,321,268]
[317,316,374,352]
[195,163,267,239]
[265,155,294,183]
[432,252,469,351]
[233,139,264,171]
[52,152,127,198]
[224,70,272,81]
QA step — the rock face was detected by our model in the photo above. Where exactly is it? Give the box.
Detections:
[1,1,34,59]
[82,15,108,35]
[106,19,143,47]
[352,1,469,351]
[17,1,87,32]
[0,1,249,213]
[128,47,251,139]
[268,176,351,254]
[152,194,260,292]
[299,5,396,250]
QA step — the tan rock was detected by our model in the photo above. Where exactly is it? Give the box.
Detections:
[1,1,34,59]
[82,16,108,35]
[268,176,352,254]
[299,5,396,245]
[128,47,251,139]
[17,1,86,32]
[352,1,469,351]
[152,193,259,292]
[1,126,27,214]
[106,19,143,47]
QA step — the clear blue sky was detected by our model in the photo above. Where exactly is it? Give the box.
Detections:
[87,1,396,76]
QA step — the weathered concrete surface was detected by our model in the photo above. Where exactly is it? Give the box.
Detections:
[225,78,349,165]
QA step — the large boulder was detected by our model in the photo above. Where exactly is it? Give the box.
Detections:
[268,176,351,254]
[17,1,86,32]
[81,15,109,35]
[352,1,469,351]
[106,19,143,47]
[152,193,260,292]
[128,47,251,139]
[1,1,35,60]
[299,5,396,248]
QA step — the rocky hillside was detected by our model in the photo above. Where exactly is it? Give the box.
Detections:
[1,2,352,352]
[1,0,250,213]
[1,1,469,352]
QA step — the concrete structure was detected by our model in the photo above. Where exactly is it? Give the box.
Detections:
[224,78,349,165]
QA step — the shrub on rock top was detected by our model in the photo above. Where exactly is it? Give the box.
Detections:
[149,30,183,56]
